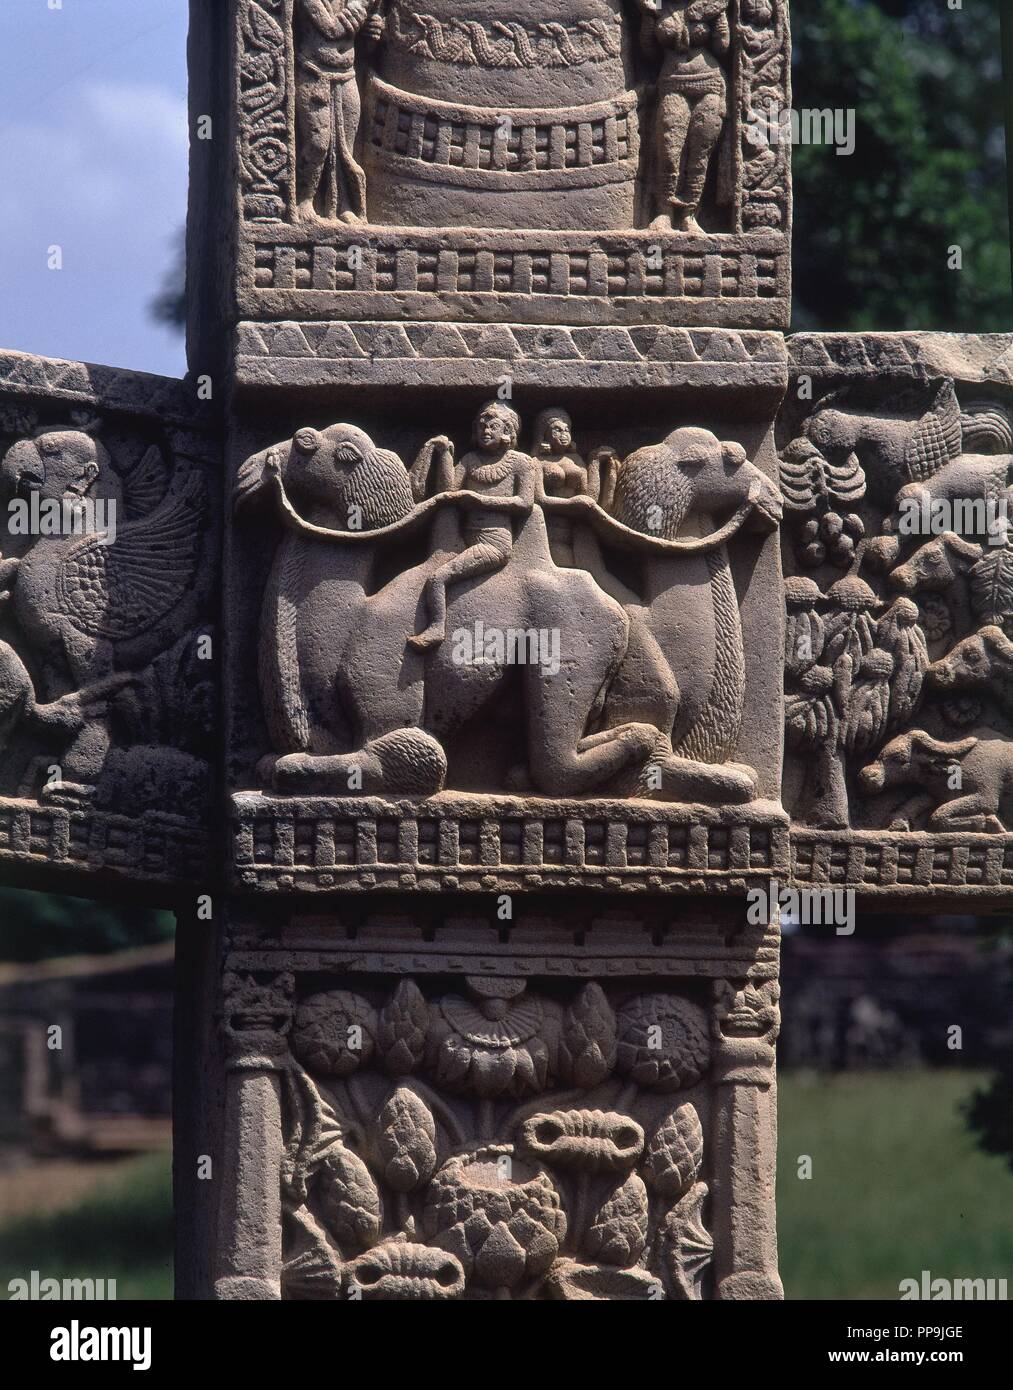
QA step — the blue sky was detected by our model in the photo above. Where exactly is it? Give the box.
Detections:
[0,0,189,378]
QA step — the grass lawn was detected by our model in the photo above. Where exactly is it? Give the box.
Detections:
[0,1150,172,1300]
[0,1072,1009,1300]
[777,1070,1013,1299]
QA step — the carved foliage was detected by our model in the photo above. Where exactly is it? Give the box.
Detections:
[238,0,291,220]
[279,977,715,1300]
[781,377,1013,834]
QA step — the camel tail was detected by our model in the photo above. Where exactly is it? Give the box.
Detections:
[260,537,312,753]
[673,547,745,763]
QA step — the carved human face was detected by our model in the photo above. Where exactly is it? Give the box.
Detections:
[544,413,572,453]
[474,405,517,453]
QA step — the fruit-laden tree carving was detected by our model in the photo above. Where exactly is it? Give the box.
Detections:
[235,405,781,803]
[277,977,716,1300]
[781,378,1013,831]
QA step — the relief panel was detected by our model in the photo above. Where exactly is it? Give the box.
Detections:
[210,0,791,333]
[213,939,781,1301]
[227,394,786,892]
[0,352,219,890]
[780,333,1013,899]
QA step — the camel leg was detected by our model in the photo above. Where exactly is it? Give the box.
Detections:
[266,729,447,797]
[529,708,659,795]
[928,794,993,833]
[639,749,757,803]
[521,600,658,794]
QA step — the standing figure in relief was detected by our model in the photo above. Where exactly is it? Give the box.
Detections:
[532,408,613,570]
[636,0,731,233]
[294,0,385,222]
[533,409,595,504]
[408,403,537,652]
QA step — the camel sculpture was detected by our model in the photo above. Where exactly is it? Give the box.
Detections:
[235,413,781,801]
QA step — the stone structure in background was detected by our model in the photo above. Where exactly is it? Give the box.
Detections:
[0,0,1008,1300]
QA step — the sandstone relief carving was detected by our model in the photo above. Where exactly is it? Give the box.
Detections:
[0,398,217,884]
[233,404,781,807]
[226,0,791,330]
[780,376,1013,835]
[294,0,385,222]
[239,0,789,234]
[214,960,780,1301]
[278,977,717,1299]
[637,0,732,234]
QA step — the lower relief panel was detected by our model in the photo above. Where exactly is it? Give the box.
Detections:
[215,949,781,1301]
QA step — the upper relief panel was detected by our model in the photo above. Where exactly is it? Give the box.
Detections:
[216,0,791,333]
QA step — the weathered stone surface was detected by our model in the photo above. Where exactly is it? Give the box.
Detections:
[204,907,781,1301]
[0,354,219,892]
[2,0,1005,1313]
[188,0,791,352]
[233,323,791,394]
[226,398,786,889]
[779,332,1013,898]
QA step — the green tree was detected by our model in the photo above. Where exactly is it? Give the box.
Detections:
[0,889,173,965]
[791,0,1012,330]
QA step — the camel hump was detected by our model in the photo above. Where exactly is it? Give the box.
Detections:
[512,506,554,564]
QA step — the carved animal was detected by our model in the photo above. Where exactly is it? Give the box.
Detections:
[859,727,1013,832]
[889,532,982,595]
[0,430,206,692]
[926,624,1013,718]
[600,427,782,800]
[238,423,780,802]
[888,531,980,639]
[238,424,659,798]
[0,429,207,794]
[803,379,962,502]
[887,455,1013,542]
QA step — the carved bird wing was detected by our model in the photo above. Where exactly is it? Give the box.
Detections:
[56,470,206,641]
[123,444,169,519]
[904,379,962,482]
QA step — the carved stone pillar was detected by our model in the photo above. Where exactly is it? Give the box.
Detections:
[214,973,294,1300]
[182,0,803,1301]
[0,0,1004,1313]
[212,901,782,1300]
[709,977,781,1300]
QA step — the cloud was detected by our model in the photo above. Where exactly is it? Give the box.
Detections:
[0,80,187,229]
[0,77,188,376]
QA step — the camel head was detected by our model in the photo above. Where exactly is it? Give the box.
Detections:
[611,427,781,538]
[1,428,115,505]
[235,423,415,531]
